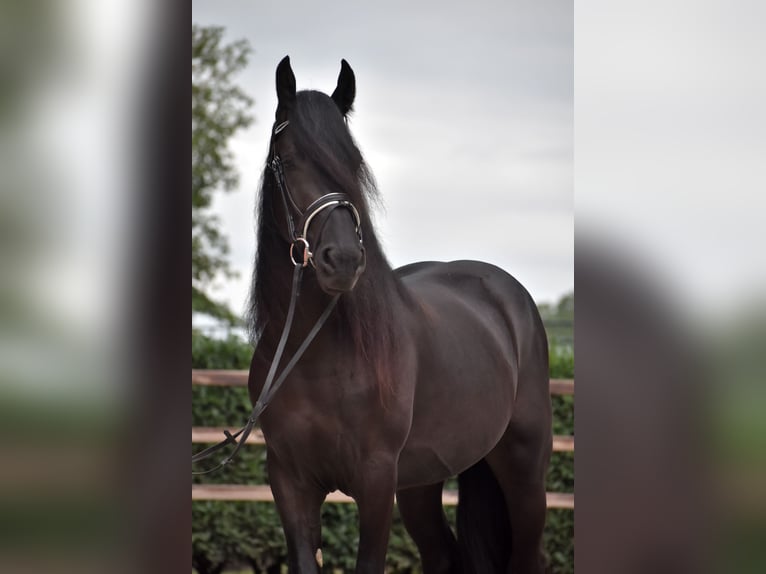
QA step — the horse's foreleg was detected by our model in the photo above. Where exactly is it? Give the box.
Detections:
[268,452,325,573]
[352,457,398,574]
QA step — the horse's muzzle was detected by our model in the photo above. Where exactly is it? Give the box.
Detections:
[314,244,366,293]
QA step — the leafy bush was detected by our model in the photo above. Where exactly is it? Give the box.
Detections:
[192,332,574,573]
[192,332,254,370]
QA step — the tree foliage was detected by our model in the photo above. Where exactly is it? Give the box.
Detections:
[192,24,253,324]
[539,291,574,349]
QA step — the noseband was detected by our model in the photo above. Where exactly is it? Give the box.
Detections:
[269,120,363,268]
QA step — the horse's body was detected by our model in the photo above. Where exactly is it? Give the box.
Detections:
[396,260,549,490]
[247,57,551,574]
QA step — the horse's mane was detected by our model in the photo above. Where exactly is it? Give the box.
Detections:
[246,90,409,396]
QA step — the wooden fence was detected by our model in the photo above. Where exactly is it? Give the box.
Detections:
[192,370,574,509]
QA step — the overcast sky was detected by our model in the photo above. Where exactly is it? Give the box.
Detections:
[192,1,573,320]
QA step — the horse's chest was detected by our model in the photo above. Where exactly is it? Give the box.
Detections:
[260,378,399,488]
[266,413,357,456]
[262,416,370,492]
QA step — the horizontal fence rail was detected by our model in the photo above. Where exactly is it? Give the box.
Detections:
[191,484,575,510]
[192,427,575,452]
[192,370,575,395]
[192,370,574,509]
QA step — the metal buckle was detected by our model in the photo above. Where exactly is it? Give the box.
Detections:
[290,237,312,267]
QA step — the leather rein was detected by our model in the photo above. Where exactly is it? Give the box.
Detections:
[192,120,364,474]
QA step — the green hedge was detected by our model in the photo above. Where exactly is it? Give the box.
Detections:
[192,332,574,573]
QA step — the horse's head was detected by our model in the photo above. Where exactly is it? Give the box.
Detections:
[268,56,366,294]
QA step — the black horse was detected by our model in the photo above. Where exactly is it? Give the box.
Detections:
[247,56,552,574]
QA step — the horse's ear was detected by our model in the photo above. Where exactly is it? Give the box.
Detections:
[331,59,355,116]
[275,55,296,113]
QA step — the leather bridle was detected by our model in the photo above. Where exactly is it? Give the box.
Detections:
[268,120,363,268]
[192,119,365,474]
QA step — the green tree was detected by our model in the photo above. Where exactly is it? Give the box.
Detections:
[192,24,253,324]
[556,292,574,318]
[538,292,574,349]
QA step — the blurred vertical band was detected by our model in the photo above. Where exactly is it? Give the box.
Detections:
[576,1,766,573]
[0,1,190,573]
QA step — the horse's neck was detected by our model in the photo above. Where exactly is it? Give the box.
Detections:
[255,226,408,376]
[260,263,338,345]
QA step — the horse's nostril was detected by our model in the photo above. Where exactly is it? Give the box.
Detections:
[319,246,337,270]
[318,245,363,273]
